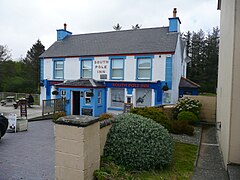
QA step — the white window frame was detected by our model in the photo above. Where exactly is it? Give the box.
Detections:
[136,57,152,80]
[81,60,92,78]
[54,60,64,79]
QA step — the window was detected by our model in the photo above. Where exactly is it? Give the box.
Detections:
[111,88,124,107]
[85,91,92,105]
[110,57,125,79]
[54,60,64,79]
[136,89,151,107]
[136,57,152,79]
[163,92,171,104]
[98,90,101,104]
[81,60,92,78]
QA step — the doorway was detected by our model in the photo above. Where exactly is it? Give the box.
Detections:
[72,91,80,115]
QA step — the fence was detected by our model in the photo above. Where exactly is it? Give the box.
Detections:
[42,98,65,116]
[0,92,40,105]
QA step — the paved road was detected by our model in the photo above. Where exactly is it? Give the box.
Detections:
[0,120,54,180]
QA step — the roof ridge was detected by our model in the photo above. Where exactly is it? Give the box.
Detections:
[70,26,169,37]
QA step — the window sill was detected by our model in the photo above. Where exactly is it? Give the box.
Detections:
[108,107,123,111]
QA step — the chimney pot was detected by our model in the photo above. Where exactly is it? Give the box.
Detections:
[64,23,67,30]
[173,8,177,17]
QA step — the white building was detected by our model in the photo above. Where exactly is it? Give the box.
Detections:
[217,0,240,168]
[39,8,188,116]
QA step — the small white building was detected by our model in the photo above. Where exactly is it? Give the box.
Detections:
[39,8,188,116]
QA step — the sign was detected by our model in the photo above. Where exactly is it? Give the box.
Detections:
[19,100,27,117]
[7,114,17,133]
[124,103,133,113]
[82,108,93,116]
[94,60,109,74]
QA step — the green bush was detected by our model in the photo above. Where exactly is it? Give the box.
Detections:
[104,113,174,171]
[98,113,113,121]
[171,120,194,136]
[52,111,66,122]
[130,107,172,131]
[173,97,202,119]
[177,111,198,125]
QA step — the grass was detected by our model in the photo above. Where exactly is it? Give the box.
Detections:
[94,142,198,180]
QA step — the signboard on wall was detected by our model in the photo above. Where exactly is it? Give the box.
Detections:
[94,59,109,78]
[82,108,93,116]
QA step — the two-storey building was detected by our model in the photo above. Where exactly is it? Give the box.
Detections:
[40,8,189,116]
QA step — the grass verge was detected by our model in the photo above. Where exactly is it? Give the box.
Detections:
[94,142,198,180]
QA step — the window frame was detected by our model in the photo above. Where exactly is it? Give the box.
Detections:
[97,90,102,104]
[80,57,93,78]
[53,58,65,79]
[109,56,126,80]
[135,55,153,80]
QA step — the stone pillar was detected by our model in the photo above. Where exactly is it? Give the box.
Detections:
[54,115,100,180]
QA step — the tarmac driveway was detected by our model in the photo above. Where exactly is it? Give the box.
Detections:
[0,120,54,180]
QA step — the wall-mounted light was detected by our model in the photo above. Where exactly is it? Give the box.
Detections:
[162,83,169,91]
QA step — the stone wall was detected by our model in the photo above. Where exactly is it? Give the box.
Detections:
[184,95,216,123]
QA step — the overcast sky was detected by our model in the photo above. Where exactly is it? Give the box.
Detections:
[0,0,220,60]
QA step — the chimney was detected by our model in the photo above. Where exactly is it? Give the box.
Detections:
[168,8,181,32]
[173,8,177,17]
[57,23,72,41]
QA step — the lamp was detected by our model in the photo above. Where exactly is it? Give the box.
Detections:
[162,83,169,91]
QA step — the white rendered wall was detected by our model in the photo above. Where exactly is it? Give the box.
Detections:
[44,58,53,79]
[171,35,182,103]
[64,58,80,80]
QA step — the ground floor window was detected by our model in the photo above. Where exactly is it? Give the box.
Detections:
[163,92,171,104]
[136,88,151,107]
[111,88,124,107]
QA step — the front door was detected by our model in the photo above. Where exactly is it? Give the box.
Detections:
[72,91,80,115]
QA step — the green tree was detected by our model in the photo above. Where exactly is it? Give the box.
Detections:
[23,40,45,93]
[0,45,11,61]
[183,27,219,93]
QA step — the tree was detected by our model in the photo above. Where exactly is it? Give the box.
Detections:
[132,24,141,30]
[113,23,122,31]
[183,27,220,93]
[0,45,11,61]
[23,39,45,93]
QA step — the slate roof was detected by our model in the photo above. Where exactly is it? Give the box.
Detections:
[179,77,201,88]
[56,79,105,88]
[40,27,179,58]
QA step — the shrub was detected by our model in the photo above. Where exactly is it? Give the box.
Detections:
[94,156,133,179]
[173,97,202,119]
[104,113,174,171]
[130,107,172,131]
[98,113,114,121]
[171,120,194,136]
[177,111,198,125]
[52,111,66,122]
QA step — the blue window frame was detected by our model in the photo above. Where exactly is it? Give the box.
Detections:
[80,57,93,78]
[135,55,153,80]
[53,58,65,79]
[109,56,125,80]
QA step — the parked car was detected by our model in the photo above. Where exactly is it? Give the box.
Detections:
[0,114,9,140]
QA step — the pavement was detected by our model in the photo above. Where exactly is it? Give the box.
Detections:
[0,120,54,180]
[0,105,42,120]
[192,124,240,180]
[1,104,240,180]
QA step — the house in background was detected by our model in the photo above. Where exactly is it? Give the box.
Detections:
[39,8,190,116]
[217,0,240,169]
[179,77,200,98]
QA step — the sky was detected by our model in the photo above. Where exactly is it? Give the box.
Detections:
[0,0,220,60]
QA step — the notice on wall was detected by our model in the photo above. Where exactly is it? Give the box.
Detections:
[7,113,17,133]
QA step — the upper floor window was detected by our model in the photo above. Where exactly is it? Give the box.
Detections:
[53,59,64,79]
[110,57,125,80]
[136,56,153,80]
[80,58,93,78]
